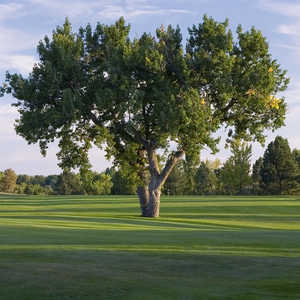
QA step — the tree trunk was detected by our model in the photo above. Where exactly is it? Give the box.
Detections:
[137,185,150,216]
[137,179,161,217]
[137,147,184,217]
[147,187,161,217]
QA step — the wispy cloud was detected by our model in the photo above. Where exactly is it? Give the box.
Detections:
[0,3,25,21]
[28,0,103,18]
[260,0,300,37]
[0,55,36,75]
[27,0,192,20]
[0,26,37,74]
[277,24,300,36]
[96,5,191,20]
[259,0,300,57]
[260,0,300,17]
[0,26,38,53]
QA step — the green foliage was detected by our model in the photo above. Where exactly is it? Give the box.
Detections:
[194,159,221,195]
[109,168,137,195]
[0,171,4,185]
[292,149,300,170]
[220,141,252,194]
[252,157,263,194]
[56,170,83,195]
[16,174,31,185]
[163,161,186,195]
[260,136,299,194]
[23,183,52,195]
[45,175,60,190]
[80,168,112,195]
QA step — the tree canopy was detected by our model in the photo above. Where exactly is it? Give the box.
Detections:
[1,16,289,216]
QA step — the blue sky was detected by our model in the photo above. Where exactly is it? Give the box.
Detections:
[0,0,299,175]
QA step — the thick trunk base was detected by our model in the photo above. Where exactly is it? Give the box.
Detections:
[137,186,160,217]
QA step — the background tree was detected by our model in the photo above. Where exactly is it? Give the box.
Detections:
[56,170,83,195]
[45,175,60,191]
[292,149,300,188]
[163,161,186,195]
[220,141,252,195]
[1,16,289,216]
[0,171,4,188]
[23,184,52,195]
[80,169,112,194]
[194,159,221,195]
[0,169,17,193]
[292,149,300,169]
[252,157,263,194]
[107,167,138,195]
[260,136,298,194]
[31,175,46,186]
[17,174,31,185]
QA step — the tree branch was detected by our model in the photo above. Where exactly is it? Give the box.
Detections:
[159,150,184,188]
[214,98,237,121]
[146,148,161,178]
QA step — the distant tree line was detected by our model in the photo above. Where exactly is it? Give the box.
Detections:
[1,136,300,196]
[0,168,133,195]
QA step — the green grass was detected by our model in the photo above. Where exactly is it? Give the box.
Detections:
[1,194,300,299]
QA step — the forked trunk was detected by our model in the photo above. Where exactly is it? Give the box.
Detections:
[137,147,184,217]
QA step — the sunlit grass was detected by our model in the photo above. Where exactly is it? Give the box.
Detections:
[1,194,300,299]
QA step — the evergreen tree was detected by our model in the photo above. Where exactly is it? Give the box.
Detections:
[194,159,220,195]
[292,149,300,186]
[260,136,298,194]
[252,157,263,194]
[163,161,186,195]
[220,141,252,194]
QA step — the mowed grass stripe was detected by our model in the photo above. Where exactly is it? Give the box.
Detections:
[1,195,300,299]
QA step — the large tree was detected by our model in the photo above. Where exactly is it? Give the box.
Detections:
[1,17,288,216]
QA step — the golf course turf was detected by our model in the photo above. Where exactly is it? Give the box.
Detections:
[0,194,300,299]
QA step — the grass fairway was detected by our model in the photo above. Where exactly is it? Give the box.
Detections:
[1,195,300,299]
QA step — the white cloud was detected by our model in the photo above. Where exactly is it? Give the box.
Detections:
[97,5,125,20]
[0,55,36,75]
[97,5,191,20]
[0,3,24,21]
[259,1,300,58]
[28,0,102,18]
[27,0,191,21]
[260,0,300,17]
[0,26,37,53]
[278,24,300,36]
[0,102,18,116]
[282,82,300,106]
[0,26,38,74]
